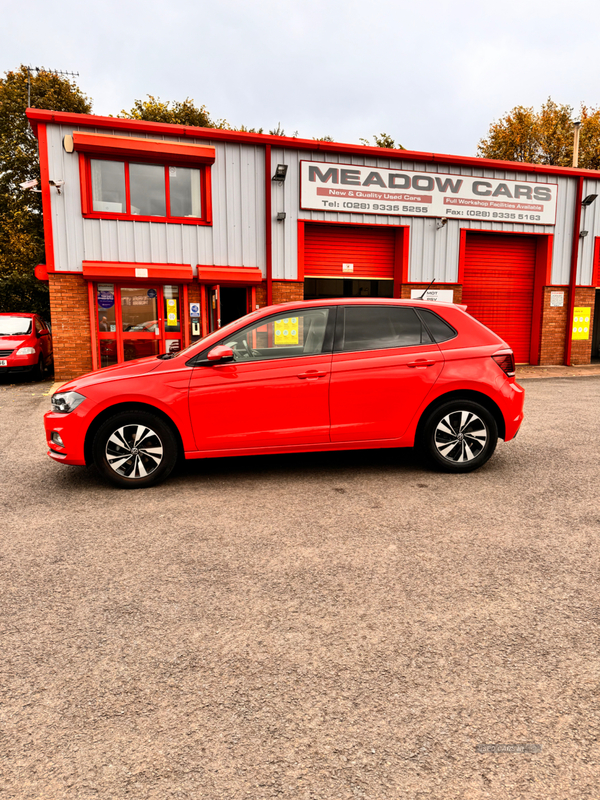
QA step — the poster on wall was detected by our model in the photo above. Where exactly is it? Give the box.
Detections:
[300,161,558,225]
[572,307,591,340]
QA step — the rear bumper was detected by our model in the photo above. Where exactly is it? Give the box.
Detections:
[501,381,525,441]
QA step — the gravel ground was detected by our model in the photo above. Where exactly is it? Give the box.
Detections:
[1,374,600,799]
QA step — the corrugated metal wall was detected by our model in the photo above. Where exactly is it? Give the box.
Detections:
[44,121,600,288]
[270,147,586,285]
[45,125,266,275]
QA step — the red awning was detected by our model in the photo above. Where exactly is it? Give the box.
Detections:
[82,261,194,283]
[73,132,215,166]
[196,265,263,285]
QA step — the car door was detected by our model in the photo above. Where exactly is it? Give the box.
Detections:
[329,304,444,442]
[188,306,335,452]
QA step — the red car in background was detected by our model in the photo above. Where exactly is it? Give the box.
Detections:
[0,313,53,380]
[44,298,525,489]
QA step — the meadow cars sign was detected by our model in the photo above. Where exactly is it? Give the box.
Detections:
[300,161,558,225]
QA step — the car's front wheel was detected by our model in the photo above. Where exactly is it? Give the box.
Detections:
[420,400,498,473]
[92,411,178,489]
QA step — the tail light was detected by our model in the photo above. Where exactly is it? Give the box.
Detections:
[492,352,515,377]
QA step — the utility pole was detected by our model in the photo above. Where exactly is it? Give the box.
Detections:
[573,119,582,168]
[26,66,80,108]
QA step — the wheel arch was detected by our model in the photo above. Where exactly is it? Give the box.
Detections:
[415,389,506,442]
[83,402,185,466]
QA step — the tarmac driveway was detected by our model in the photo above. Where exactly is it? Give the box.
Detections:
[1,375,600,799]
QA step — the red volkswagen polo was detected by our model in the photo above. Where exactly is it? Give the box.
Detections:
[44,299,524,489]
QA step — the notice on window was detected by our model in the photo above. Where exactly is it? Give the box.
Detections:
[274,317,298,346]
[572,307,591,340]
[166,298,178,327]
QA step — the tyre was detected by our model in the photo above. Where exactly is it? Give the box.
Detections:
[33,355,44,381]
[420,400,498,473]
[92,411,178,489]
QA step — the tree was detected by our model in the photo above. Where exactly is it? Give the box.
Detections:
[477,97,600,169]
[359,133,404,149]
[0,65,91,316]
[120,95,229,129]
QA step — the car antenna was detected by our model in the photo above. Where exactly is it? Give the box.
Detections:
[419,278,435,300]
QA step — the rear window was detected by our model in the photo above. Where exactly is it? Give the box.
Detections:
[0,317,32,336]
[416,308,457,343]
[339,306,433,352]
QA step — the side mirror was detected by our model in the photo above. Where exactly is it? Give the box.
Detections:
[206,345,234,363]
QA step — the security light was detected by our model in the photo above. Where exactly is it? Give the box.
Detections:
[580,230,589,237]
[272,164,288,182]
[582,194,597,206]
[276,212,286,221]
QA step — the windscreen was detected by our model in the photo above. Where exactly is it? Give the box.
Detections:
[0,317,32,336]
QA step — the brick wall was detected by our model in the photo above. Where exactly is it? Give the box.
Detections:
[539,288,568,365]
[48,273,94,381]
[571,287,595,365]
[539,287,596,365]
[255,281,304,308]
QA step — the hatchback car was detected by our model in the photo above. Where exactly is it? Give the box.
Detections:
[0,312,53,380]
[44,299,524,488]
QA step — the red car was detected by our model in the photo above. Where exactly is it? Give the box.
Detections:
[44,299,524,488]
[0,312,53,380]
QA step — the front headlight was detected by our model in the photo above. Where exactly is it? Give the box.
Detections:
[51,391,86,414]
[16,347,36,355]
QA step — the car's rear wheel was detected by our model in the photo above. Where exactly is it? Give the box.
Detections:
[92,411,178,489]
[33,355,44,381]
[420,400,498,473]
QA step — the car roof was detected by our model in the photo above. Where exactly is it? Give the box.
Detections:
[262,298,465,312]
[0,312,36,317]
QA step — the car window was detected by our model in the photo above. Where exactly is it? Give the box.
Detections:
[416,308,458,343]
[220,308,331,362]
[35,318,44,333]
[338,306,432,352]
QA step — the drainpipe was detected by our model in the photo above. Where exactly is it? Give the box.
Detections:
[564,176,584,365]
[265,144,273,306]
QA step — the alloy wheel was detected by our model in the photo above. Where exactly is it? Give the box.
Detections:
[105,424,164,478]
[433,410,488,463]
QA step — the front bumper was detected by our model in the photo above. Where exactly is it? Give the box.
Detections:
[44,410,88,466]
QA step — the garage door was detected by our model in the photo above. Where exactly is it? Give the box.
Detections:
[304,224,395,279]
[462,233,536,363]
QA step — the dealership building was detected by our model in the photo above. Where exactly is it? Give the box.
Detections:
[27,108,600,380]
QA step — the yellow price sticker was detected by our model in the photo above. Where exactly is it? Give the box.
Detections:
[274,317,298,345]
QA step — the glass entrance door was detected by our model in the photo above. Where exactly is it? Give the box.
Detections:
[121,286,161,362]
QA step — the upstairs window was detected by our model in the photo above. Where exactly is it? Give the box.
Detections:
[86,158,206,223]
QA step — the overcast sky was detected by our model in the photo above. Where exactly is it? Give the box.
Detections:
[2,0,599,156]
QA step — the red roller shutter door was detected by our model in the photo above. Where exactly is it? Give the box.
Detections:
[304,224,395,279]
[462,234,536,363]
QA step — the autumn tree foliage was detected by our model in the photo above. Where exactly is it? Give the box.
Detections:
[0,66,91,316]
[119,95,229,129]
[478,98,600,169]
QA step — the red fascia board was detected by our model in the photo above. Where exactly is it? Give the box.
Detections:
[73,131,215,164]
[82,261,194,283]
[26,108,600,179]
[196,265,263,285]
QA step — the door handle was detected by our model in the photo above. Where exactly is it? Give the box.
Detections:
[407,359,436,368]
[297,370,327,379]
